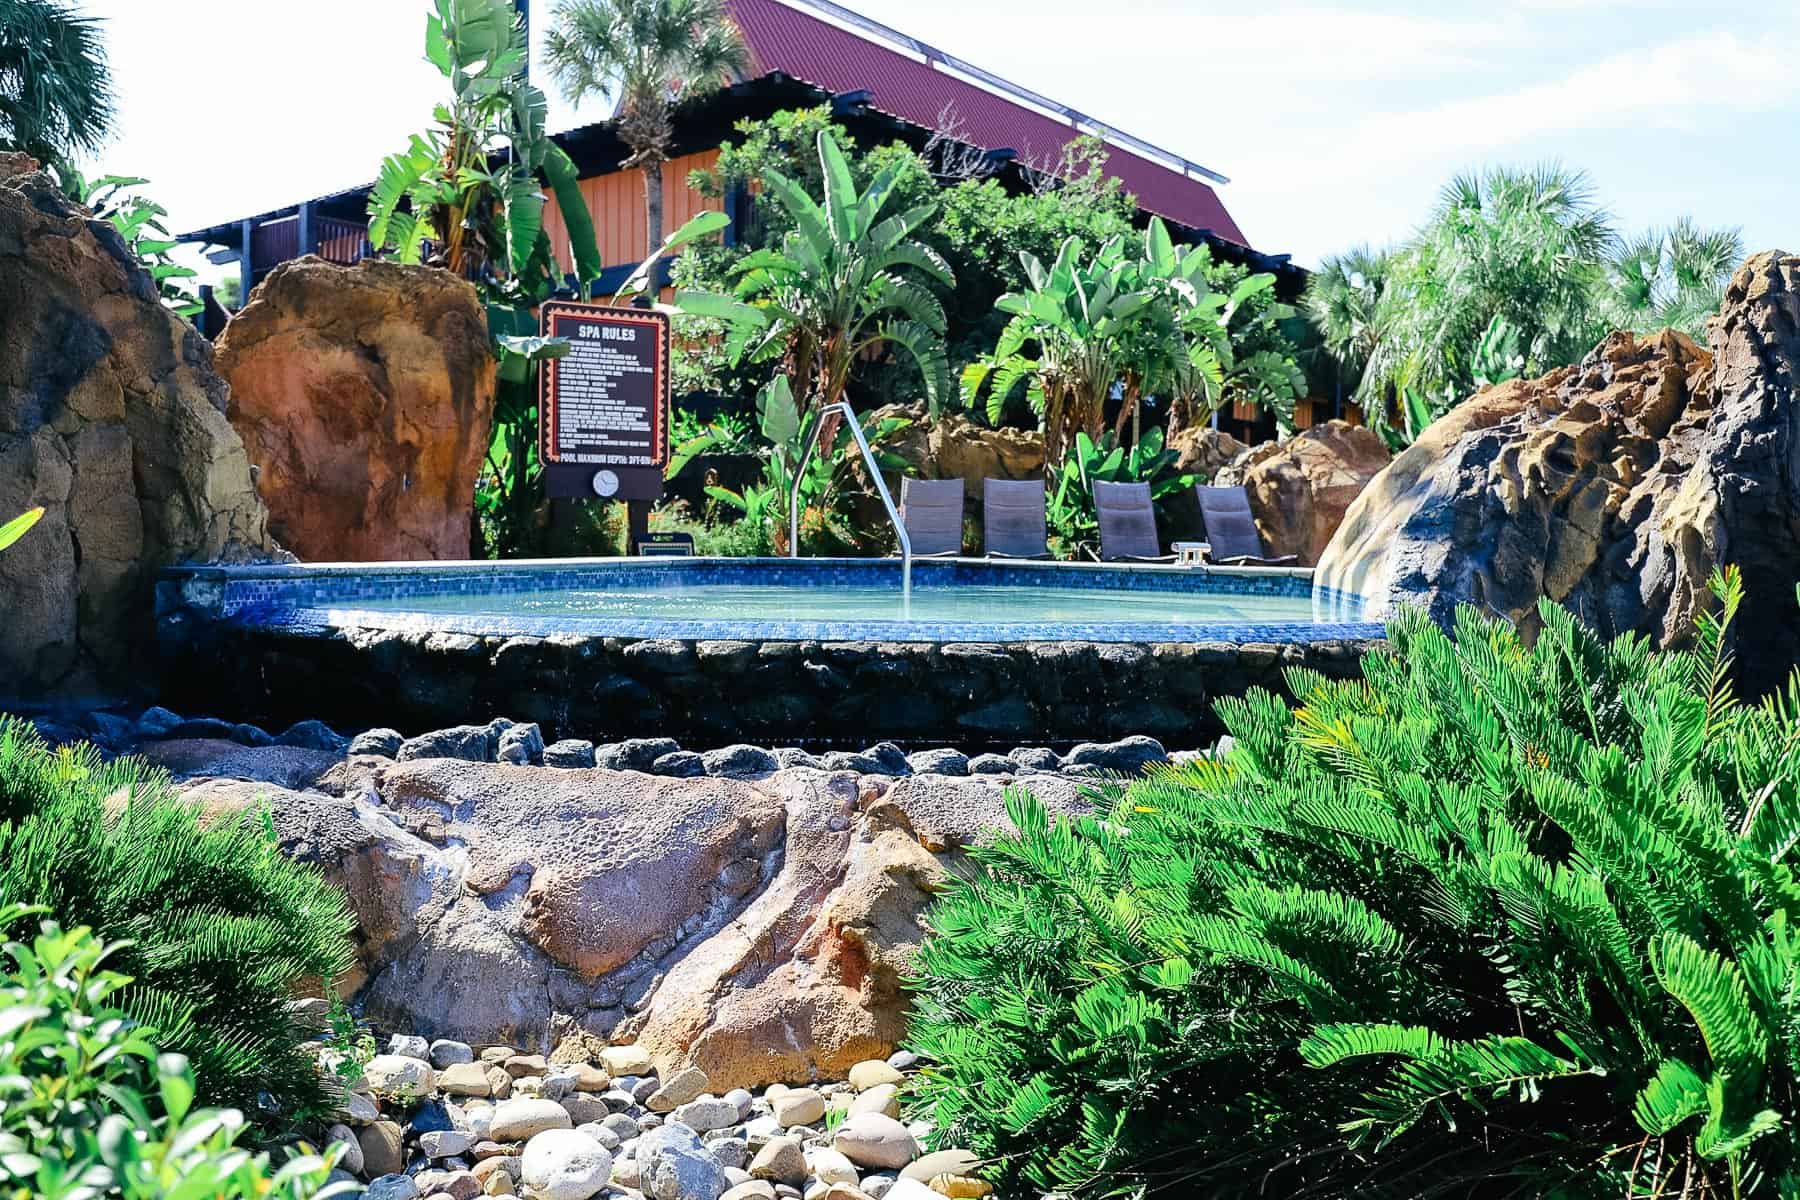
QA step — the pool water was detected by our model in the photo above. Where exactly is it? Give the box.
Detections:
[346,581,1324,628]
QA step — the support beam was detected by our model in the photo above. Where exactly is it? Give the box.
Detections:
[238,218,254,302]
[297,201,316,259]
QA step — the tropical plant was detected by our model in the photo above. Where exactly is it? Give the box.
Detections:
[367,0,580,279]
[0,718,356,1130]
[1044,427,1193,559]
[62,172,201,316]
[0,0,112,170]
[909,567,1800,1199]
[960,234,1152,466]
[1603,218,1745,340]
[679,130,954,450]
[0,903,351,1200]
[1394,312,1525,449]
[1301,244,1393,397]
[546,0,748,254]
[0,508,43,554]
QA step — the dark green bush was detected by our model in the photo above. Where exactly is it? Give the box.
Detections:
[0,903,350,1198]
[0,718,355,1131]
[907,570,1800,1198]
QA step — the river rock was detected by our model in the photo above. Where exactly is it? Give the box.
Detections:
[1319,253,1800,693]
[0,154,274,699]
[490,1098,574,1142]
[638,1122,729,1200]
[214,256,495,561]
[749,1135,808,1186]
[832,1114,918,1170]
[358,1121,406,1177]
[520,1128,613,1200]
[363,1054,435,1096]
[770,1088,826,1127]
[647,1065,710,1112]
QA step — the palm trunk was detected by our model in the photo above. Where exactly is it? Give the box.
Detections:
[642,151,665,258]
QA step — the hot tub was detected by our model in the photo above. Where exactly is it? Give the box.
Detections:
[156,557,1384,746]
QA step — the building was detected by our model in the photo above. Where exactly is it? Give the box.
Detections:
[178,0,1326,429]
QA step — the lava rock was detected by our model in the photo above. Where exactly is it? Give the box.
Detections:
[652,750,705,778]
[1062,735,1167,774]
[277,719,350,753]
[351,727,406,758]
[497,722,545,765]
[1007,746,1059,771]
[135,706,183,738]
[595,737,681,772]
[904,748,967,776]
[231,722,275,747]
[544,739,596,768]
[862,743,911,775]
[400,724,495,762]
[966,754,1013,775]
[701,744,779,778]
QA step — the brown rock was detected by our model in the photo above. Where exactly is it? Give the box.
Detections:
[1215,420,1390,565]
[861,403,1044,544]
[1320,253,1800,690]
[213,256,495,561]
[0,155,274,699]
[1167,423,1247,481]
[357,1120,405,1178]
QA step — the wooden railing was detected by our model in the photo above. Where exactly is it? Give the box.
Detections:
[316,216,371,264]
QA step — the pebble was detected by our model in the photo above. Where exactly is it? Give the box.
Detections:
[489,1097,574,1141]
[647,1065,710,1112]
[520,1128,613,1200]
[771,1088,825,1127]
[847,1061,903,1091]
[832,1114,919,1170]
[673,1096,742,1133]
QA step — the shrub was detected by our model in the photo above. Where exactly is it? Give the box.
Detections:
[907,569,1800,1198]
[0,902,350,1198]
[0,718,355,1131]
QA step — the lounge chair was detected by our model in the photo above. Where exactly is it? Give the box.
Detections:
[1194,485,1298,566]
[982,479,1050,559]
[1094,480,1173,562]
[899,477,964,557]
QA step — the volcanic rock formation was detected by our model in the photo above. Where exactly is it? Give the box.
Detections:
[1319,252,1800,689]
[214,256,495,561]
[0,154,273,700]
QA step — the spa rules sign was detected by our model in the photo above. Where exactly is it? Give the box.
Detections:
[539,301,670,500]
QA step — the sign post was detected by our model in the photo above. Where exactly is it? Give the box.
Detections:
[538,302,670,549]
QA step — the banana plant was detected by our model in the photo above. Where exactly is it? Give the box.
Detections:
[959,234,1153,468]
[676,130,954,440]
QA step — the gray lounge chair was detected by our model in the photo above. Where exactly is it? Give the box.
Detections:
[1094,480,1172,562]
[982,478,1050,559]
[899,477,964,557]
[1195,485,1297,566]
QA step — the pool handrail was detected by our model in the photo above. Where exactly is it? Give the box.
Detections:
[790,400,912,609]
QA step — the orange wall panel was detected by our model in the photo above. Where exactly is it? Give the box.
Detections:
[537,148,724,280]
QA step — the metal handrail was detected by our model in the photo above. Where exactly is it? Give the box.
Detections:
[789,401,912,610]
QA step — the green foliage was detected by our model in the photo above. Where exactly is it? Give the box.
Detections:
[1045,428,1193,560]
[0,719,356,1132]
[60,172,201,317]
[546,0,746,250]
[0,903,350,1200]
[908,568,1800,1198]
[0,0,112,170]
[678,129,954,420]
[0,508,43,553]
[1306,165,1741,440]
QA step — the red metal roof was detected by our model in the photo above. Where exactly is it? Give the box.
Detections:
[726,0,1247,246]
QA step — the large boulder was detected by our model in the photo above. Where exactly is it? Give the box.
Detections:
[186,751,1092,1090]
[1215,420,1390,564]
[1318,252,1800,689]
[1167,423,1246,481]
[0,154,274,700]
[868,402,1043,508]
[214,257,494,561]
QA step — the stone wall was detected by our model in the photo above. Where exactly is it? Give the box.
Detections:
[0,154,274,702]
[155,615,1378,746]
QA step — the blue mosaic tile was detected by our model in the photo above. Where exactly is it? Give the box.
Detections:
[166,557,1386,646]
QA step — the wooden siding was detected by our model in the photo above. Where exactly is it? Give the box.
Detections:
[540,148,723,277]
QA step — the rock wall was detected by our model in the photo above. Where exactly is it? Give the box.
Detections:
[214,257,495,562]
[1215,420,1391,564]
[164,743,1095,1089]
[865,403,1044,538]
[1318,252,1800,688]
[0,154,273,700]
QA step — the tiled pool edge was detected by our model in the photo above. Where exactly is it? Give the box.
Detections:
[155,558,1387,746]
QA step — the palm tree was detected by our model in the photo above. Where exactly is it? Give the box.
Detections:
[1601,217,1743,340]
[0,0,114,170]
[546,0,748,256]
[1303,244,1393,394]
[1354,164,1617,412]
[679,130,953,450]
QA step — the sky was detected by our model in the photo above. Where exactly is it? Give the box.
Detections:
[72,0,1799,281]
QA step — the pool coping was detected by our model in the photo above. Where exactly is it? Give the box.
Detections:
[160,556,1385,646]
